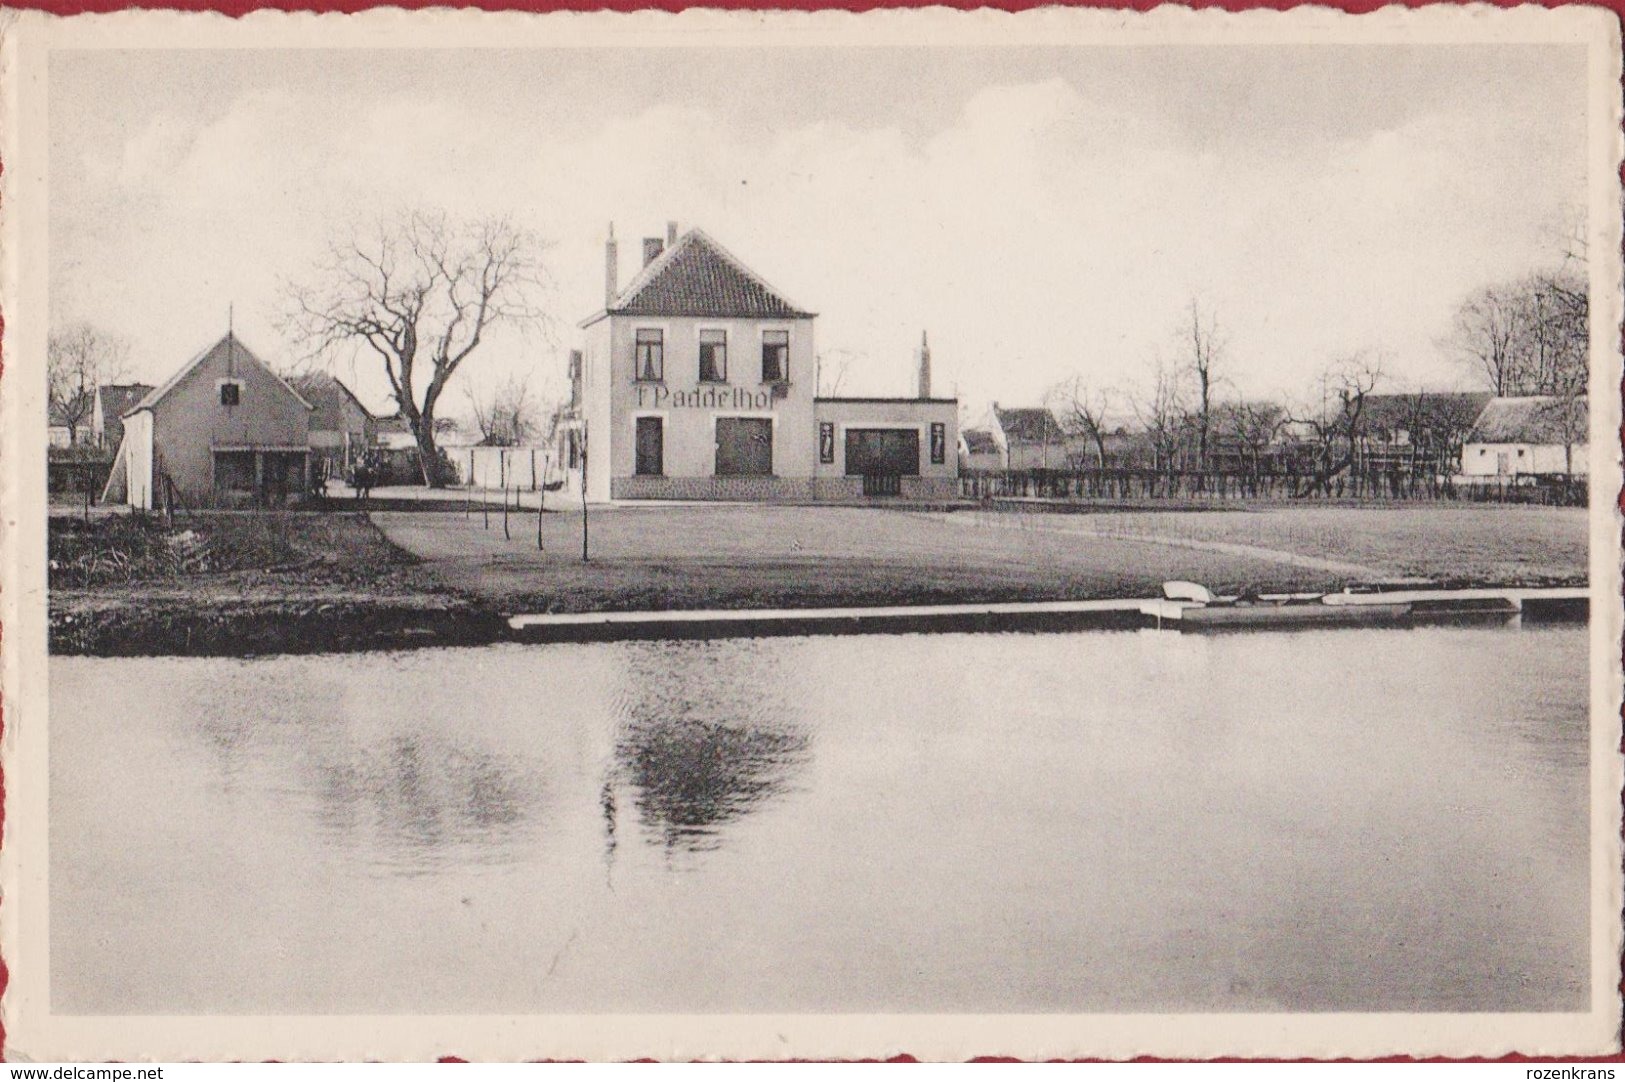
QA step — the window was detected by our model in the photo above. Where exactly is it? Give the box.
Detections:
[930,422,947,465]
[716,417,773,476]
[699,329,728,383]
[219,382,241,406]
[762,330,790,383]
[819,421,835,464]
[634,329,664,382]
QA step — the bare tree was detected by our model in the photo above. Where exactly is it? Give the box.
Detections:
[1184,299,1225,475]
[48,323,130,446]
[466,371,541,447]
[283,210,548,486]
[1224,400,1286,487]
[1132,357,1189,486]
[816,348,864,397]
[1448,273,1587,399]
[1530,270,1588,396]
[1448,284,1524,396]
[1046,375,1115,468]
[1289,353,1385,497]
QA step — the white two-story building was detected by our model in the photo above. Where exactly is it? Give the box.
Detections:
[565,223,958,503]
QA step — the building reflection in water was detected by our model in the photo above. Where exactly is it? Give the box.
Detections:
[606,639,812,856]
[305,732,546,876]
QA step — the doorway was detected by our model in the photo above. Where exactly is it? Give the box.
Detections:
[635,416,664,476]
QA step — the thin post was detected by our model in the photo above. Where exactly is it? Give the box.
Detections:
[482,483,489,529]
[580,440,589,563]
[536,484,544,552]
[503,486,511,540]
[82,464,91,525]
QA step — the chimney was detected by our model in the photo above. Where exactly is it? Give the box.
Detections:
[916,330,932,400]
[604,224,618,307]
[666,220,679,246]
[642,237,664,266]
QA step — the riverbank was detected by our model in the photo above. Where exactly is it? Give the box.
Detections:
[47,502,1589,656]
[48,511,502,656]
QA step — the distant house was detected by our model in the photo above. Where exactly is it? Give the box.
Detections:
[1461,395,1587,478]
[1096,428,1158,470]
[47,403,74,449]
[981,405,1068,471]
[290,373,375,479]
[958,427,1003,473]
[1355,392,1492,475]
[93,383,155,452]
[105,334,314,508]
[48,391,95,448]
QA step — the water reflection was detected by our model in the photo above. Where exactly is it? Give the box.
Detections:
[49,626,1591,1014]
[607,640,811,854]
[306,735,540,874]
[164,661,552,876]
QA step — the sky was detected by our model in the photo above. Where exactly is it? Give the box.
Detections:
[48,43,1589,424]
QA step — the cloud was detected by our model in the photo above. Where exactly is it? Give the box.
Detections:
[50,61,1586,421]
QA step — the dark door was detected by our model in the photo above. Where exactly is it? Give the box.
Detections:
[845,428,920,477]
[635,416,664,476]
[715,417,773,476]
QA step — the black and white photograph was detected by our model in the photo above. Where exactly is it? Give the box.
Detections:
[2,5,1621,1062]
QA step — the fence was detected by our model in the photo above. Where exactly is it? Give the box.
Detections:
[454,445,551,492]
[958,468,1586,507]
[48,450,114,497]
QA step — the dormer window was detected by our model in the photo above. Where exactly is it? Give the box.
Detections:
[218,380,243,406]
[699,329,728,383]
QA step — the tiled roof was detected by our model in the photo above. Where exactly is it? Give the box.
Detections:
[994,407,1066,445]
[607,229,815,320]
[1468,396,1587,444]
[960,427,1000,454]
[97,384,154,421]
[289,373,375,428]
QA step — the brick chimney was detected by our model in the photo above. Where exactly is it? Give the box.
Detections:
[604,224,618,307]
[642,237,664,266]
[916,330,932,399]
[666,220,679,246]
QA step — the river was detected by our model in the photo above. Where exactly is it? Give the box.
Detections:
[49,624,1588,1014]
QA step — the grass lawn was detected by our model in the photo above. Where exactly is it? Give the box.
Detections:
[373,501,1588,614]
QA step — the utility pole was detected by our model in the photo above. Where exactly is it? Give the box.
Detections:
[580,429,590,563]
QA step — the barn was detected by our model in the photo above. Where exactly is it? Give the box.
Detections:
[105,334,314,508]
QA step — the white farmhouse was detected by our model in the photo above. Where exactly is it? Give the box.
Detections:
[1460,396,1587,479]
